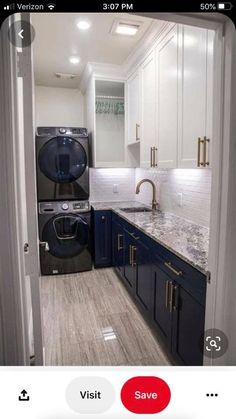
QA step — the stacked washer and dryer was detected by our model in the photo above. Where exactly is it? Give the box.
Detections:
[36,127,92,275]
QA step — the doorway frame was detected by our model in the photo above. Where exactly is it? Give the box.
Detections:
[0,11,235,366]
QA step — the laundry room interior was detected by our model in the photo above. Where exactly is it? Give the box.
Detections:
[28,11,216,367]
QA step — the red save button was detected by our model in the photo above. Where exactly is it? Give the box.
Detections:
[121,376,171,414]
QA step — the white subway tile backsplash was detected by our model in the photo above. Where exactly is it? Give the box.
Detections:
[90,168,135,202]
[135,168,211,227]
[90,167,211,227]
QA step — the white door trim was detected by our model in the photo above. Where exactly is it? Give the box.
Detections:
[0,16,29,365]
[0,14,44,365]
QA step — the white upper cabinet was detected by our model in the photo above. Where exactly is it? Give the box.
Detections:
[140,50,157,169]
[127,70,141,145]
[178,25,213,168]
[156,26,178,169]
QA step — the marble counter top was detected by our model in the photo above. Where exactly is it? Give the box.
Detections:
[91,201,209,275]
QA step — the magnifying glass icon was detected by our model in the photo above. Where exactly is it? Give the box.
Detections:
[209,339,217,348]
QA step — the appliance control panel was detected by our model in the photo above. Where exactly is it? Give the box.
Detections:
[39,201,90,214]
[37,127,88,137]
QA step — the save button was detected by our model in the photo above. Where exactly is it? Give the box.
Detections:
[121,376,171,414]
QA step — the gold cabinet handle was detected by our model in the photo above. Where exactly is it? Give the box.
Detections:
[136,124,140,141]
[203,136,210,166]
[153,147,158,167]
[173,285,178,311]
[150,146,158,167]
[117,234,123,251]
[169,282,174,313]
[164,261,183,277]
[132,246,137,266]
[129,245,132,265]
[197,137,205,167]
[150,147,154,167]
[165,280,170,309]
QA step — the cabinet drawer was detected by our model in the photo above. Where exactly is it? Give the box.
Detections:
[153,249,206,306]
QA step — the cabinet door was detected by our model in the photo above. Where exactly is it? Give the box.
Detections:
[127,70,140,144]
[124,232,136,290]
[178,25,213,168]
[136,240,153,316]
[140,51,157,168]
[112,220,124,275]
[172,284,205,365]
[153,264,172,348]
[156,25,178,168]
[94,211,112,267]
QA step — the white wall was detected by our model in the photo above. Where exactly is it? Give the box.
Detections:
[35,85,84,127]
[135,168,211,227]
[90,168,135,202]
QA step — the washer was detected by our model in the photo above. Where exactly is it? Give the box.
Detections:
[36,127,89,202]
[38,201,92,275]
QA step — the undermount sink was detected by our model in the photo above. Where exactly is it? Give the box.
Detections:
[120,207,152,213]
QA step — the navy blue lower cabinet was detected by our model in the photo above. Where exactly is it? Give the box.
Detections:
[171,285,205,366]
[152,263,172,349]
[135,240,153,316]
[109,213,206,366]
[93,210,112,267]
[112,219,124,275]
[152,259,205,365]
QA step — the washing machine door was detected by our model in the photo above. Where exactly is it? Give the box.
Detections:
[42,214,89,258]
[38,137,87,183]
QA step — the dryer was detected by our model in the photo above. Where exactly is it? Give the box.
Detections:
[36,127,89,202]
[38,200,92,275]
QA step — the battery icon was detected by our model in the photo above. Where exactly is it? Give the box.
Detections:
[217,2,233,10]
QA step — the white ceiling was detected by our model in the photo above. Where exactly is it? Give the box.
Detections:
[32,13,154,88]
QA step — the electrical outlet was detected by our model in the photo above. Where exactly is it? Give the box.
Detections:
[113,184,119,194]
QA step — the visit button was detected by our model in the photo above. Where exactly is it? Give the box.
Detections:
[121,376,171,414]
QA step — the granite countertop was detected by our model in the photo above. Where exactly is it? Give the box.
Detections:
[91,201,209,275]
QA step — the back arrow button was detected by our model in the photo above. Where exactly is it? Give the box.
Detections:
[8,20,35,48]
[18,29,24,39]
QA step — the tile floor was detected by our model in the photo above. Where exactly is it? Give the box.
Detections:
[40,267,171,366]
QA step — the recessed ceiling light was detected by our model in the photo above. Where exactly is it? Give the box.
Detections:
[77,20,91,30]
[115,23,139,36]
[69,56,80,64]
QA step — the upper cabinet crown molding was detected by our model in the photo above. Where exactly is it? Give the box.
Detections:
[123,20,172,77]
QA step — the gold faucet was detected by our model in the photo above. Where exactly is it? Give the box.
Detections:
[135,179,159,211]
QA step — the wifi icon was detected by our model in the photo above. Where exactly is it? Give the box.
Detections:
[47,3,56,10]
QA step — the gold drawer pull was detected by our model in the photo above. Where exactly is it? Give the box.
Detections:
[164,261,182,277]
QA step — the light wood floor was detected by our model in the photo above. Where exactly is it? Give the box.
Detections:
[40,268,171,366]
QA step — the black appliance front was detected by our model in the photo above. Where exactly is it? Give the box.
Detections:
[36,127,89,201]
[38,201,92,275]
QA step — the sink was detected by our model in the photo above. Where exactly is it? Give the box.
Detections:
[120,207,152,213]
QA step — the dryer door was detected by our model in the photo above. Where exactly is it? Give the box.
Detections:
[38,137,87,183]
[42,214,89,258]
